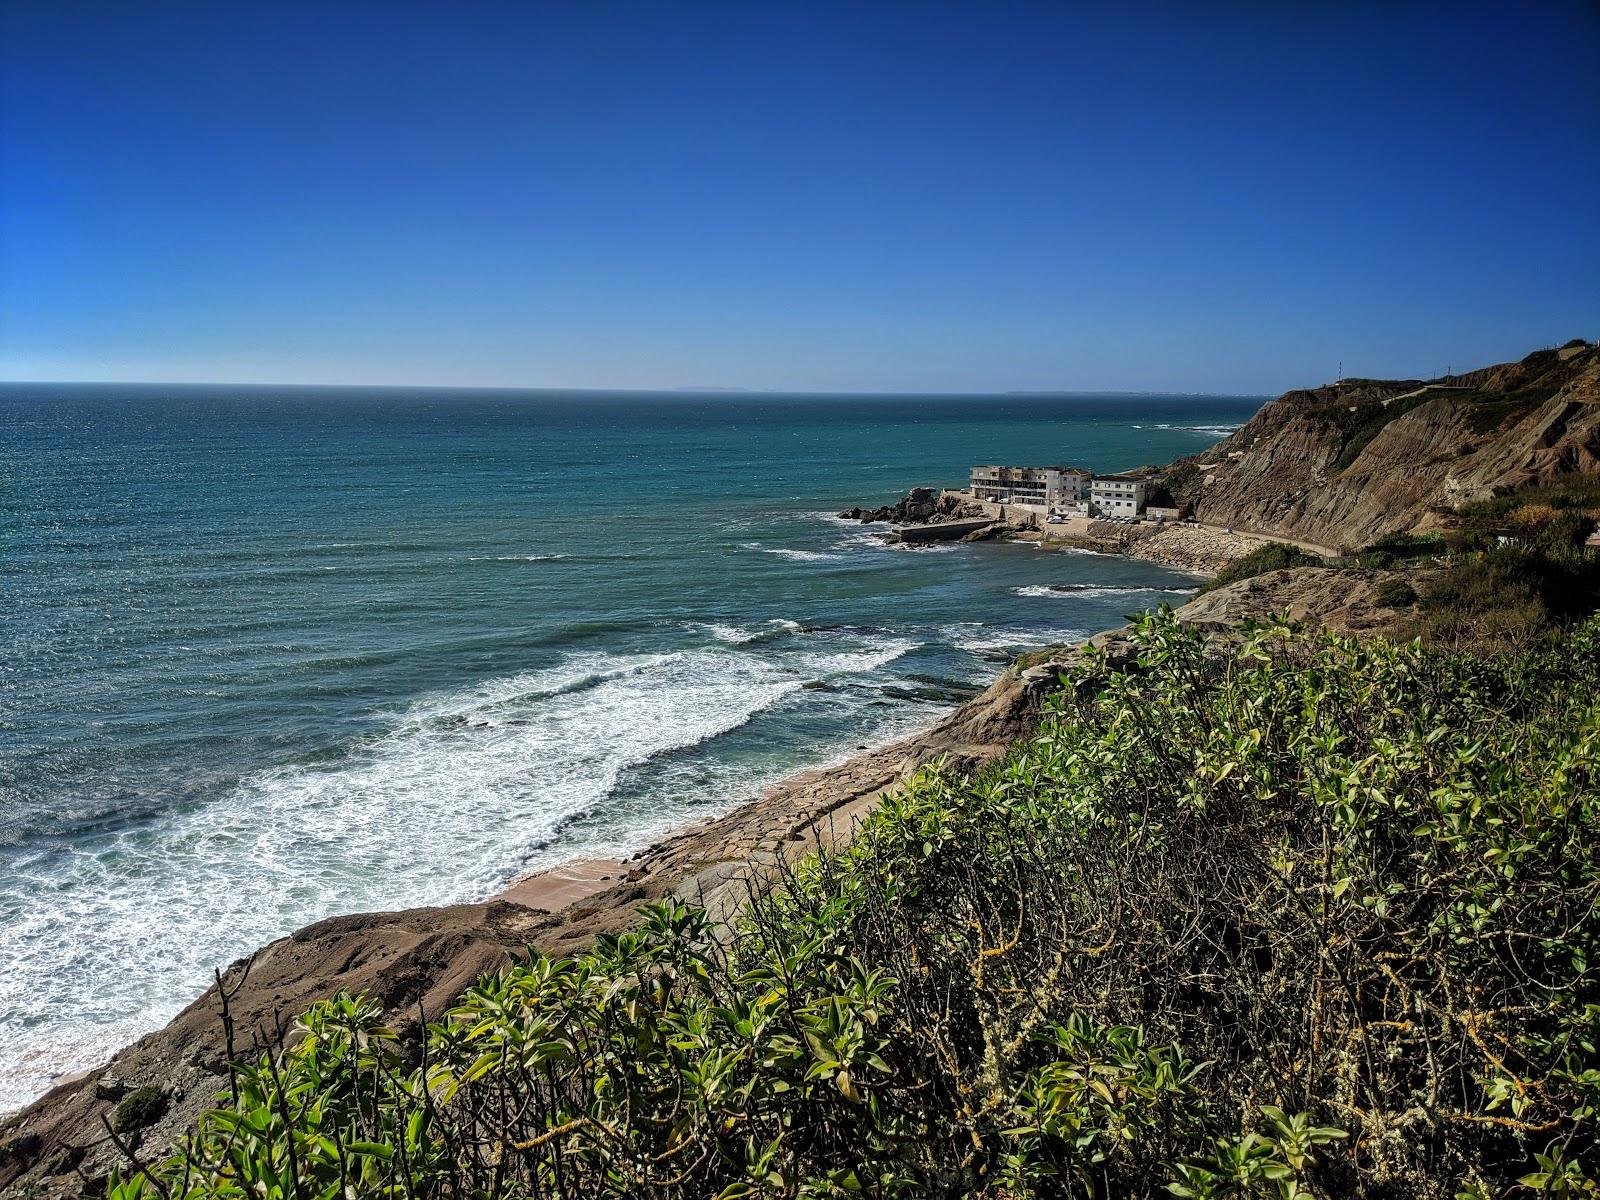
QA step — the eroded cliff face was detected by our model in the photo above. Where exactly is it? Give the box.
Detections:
[1171,342,1600,549]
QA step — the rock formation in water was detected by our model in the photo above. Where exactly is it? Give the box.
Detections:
[839,487,987,525]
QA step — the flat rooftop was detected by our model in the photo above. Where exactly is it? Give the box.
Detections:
[971,464,1092,473]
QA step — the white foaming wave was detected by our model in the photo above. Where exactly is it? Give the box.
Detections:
[1013,584,1195,599]
[698,622,759,645]
[795,638,916,678]
[555,668,944,864]
[408,653,671,722]
[467,554,567,562]
[836,531,893,551]
[1149,422,1239,436]
[0,634,912,1114]
[942,622,1089,654]
[1133,422,1238,437]
[761,547,843,562]
[809,510,893,528]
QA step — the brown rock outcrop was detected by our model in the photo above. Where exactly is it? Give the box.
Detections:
[1169,342,1600,549]
[841,488,986,526]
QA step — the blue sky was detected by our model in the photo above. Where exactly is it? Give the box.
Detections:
[2,2,1596,393]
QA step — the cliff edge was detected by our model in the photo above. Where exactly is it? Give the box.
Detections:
[1164,340,1599,550]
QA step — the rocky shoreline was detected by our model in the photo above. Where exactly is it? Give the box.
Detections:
[0,624,1090,1192]
[0,567,1417,1195]
[838,486,1325,574]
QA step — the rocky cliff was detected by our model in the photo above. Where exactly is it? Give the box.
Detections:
[1166,340,1600,550]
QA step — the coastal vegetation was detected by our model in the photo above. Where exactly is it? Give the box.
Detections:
[1354,531,1442,568]
[1196,543,1322,592]
[1372,576,1417,607]
[1450,476,1600,546]
[1405,542,1600,651]
[107,611,1600,1199]
[1398,488,1600,650]
[1329,390,1435,471]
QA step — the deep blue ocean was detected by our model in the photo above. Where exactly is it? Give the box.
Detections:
[0,383,1258,1109]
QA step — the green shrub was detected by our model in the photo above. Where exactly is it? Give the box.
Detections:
[1374,576,1417,607]
[1359,530,1443,560]
[111,1087,167,1136]
[1330,392,1434,470]
[1463,386,1561,434]
[1199,542,1322,592]
[107,612,1600,1200]
[1159,461,1205,506]
[1409,542,1600,650]
[1456,475,1600,526]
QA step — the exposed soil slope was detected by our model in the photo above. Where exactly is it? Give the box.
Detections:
[1167,341,1599,549]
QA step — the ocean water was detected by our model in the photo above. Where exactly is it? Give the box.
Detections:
[0,384,1257,1111]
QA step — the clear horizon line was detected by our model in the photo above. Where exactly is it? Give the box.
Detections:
[0,377,1277,399]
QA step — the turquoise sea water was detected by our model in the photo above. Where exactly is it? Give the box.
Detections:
[0,384,1258,1110]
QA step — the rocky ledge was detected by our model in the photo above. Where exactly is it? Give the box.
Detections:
[1026,521,1332,575]
[838,486,988,526]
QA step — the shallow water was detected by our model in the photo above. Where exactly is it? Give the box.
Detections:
[0,383,1257,1110]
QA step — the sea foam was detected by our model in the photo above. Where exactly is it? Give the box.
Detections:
[1013,584,1195,599]
[0,634,912,1113]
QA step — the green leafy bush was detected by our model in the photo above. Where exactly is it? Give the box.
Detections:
[1373,576,1417,607]
[1358,531,1443,560]
[1455,476,1600,529]
[110,613,1600,1199]
[1199,542,1323,592]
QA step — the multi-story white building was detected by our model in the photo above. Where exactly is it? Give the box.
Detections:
[1089,475,1148,518]
[968,465,1090,511]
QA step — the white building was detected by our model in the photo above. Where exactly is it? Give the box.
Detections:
[969,465,1090,511]
[1089,475,1148,518]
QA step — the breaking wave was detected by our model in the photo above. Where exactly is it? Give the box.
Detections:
[0,633,914,1112]
[1013,584,1195,599]
[467,554,568,562]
